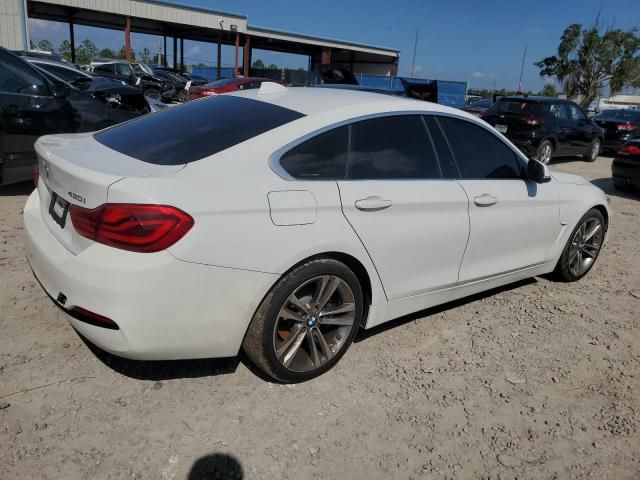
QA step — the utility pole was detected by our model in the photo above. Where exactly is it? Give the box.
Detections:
[517,44,527,92]
[410,25,419,78]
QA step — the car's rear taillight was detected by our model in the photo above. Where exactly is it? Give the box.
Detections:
[617,144,640,156]
[203,90,218,96]
[34,164,40,187]
[617,123,637,132]
[522,115,543,126]
[69,203,194,253]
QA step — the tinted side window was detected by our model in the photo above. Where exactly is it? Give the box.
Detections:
[437,116,523,179]
[550,103,569,121]
[93,64,113,74]
[349,115,441,179]
[568,103,586,122]
[0,50,49,96]
[280,126,348,179]
[116,63,133,76]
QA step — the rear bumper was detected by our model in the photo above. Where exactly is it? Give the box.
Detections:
[24,189,279,360]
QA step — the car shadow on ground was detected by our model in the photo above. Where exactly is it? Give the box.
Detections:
[187,453,243,480]
[591,177,639,201]
[0,181,34,197]
[80,334,241,381]
[355,278,537,343]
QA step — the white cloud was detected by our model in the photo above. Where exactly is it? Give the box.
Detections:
[186,45,201,57]
[471,71,485,79]
[30,18,62,32]
[414,65,423,72]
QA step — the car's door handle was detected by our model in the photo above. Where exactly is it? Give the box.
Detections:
[354,196,392,211]
[474,194,498,207]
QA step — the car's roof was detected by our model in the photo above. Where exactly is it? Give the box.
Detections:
[25,57,80,69]
[229,86,468,118]
[500,96,563,103]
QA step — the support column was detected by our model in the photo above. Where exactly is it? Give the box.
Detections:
[234,32,239,77]
[180,38,184,72]
[163,35,167,67]
[321,47,331,64]
[173,36,177,69]
[124,17,131,62]
[243,35,251,76]
[216,33,222,80]
[69,20,76,63]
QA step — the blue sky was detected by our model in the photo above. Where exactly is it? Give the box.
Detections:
[28,0,640,91]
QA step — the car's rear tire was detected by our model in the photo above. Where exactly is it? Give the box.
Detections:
[243,258,364,383]
[177,89,188,102]
[554,209,605,282]
[584,138,601,162]
[536,140,554,164]
[144,88,161,100]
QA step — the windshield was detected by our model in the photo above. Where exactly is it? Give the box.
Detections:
[203,78,236,88]
[131,63,154,76]
[596,110,640,122]
[35,62,89,84]
[487,100,549,116]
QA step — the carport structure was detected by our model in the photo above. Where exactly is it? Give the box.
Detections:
[12,0,400,77]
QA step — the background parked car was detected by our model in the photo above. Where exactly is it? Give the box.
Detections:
[187,77,279,100]
[0,48,149,186]
[462,97,493,116]
[89,60,173,101]
[153,69,189,102]
[594,109,640,153]
[153,66,208,86]
[612,139,640,192]
[481,96,604,164]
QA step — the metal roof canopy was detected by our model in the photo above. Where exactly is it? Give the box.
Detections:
[27,0,399,73]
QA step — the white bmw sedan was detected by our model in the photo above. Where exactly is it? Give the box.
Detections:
[24,86,609,382]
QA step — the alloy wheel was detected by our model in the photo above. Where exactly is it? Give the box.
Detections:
[539,144,553,164]
[568,218,603,276]
[591,140,601,160]
[273,275,356,373]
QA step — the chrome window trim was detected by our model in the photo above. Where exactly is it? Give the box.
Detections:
[268,109,531,181]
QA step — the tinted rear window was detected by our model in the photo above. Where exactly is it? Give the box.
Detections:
[94,96,304,165]
[487,100,549,116]
[204,78,236,88]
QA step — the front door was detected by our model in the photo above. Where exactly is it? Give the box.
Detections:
[337,115,470,300]
[433,115,560,282]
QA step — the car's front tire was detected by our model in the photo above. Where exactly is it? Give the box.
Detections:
[555,209,605,282]
[243,258,364,383]
[144,88,161,100]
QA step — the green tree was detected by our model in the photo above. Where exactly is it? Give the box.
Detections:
[535,22,640,108]
[58,40,72,61]
[117,46,135,61]
[267,63,279,70]
[29,39,37,50]
[75,39,98,65]
[37,39,55,53]
[538,84,559,97]
[139,47,152,64]
[98,48,116,59]
[251,58,265,69]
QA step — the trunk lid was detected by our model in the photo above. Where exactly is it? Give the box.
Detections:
[35,133,183,254]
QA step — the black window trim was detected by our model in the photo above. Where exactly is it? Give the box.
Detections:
[270,110,531,181]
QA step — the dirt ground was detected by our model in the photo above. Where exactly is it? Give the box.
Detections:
[1,156,638,480]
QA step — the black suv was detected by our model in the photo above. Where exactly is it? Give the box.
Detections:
[481,96,604,164]
[90,61,173,101]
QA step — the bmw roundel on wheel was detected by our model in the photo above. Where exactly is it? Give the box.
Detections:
[24,86,610,383]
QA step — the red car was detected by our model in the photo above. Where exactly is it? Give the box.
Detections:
[187,77,279,100]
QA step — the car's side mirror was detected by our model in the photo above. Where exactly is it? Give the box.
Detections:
[50,80,69,99]
[527,159,551,183]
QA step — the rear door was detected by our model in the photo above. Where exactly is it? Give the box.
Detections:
[567,102,592,151]
[433,115,559,281]
[337,114,470,300]
[0,49,74,185]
